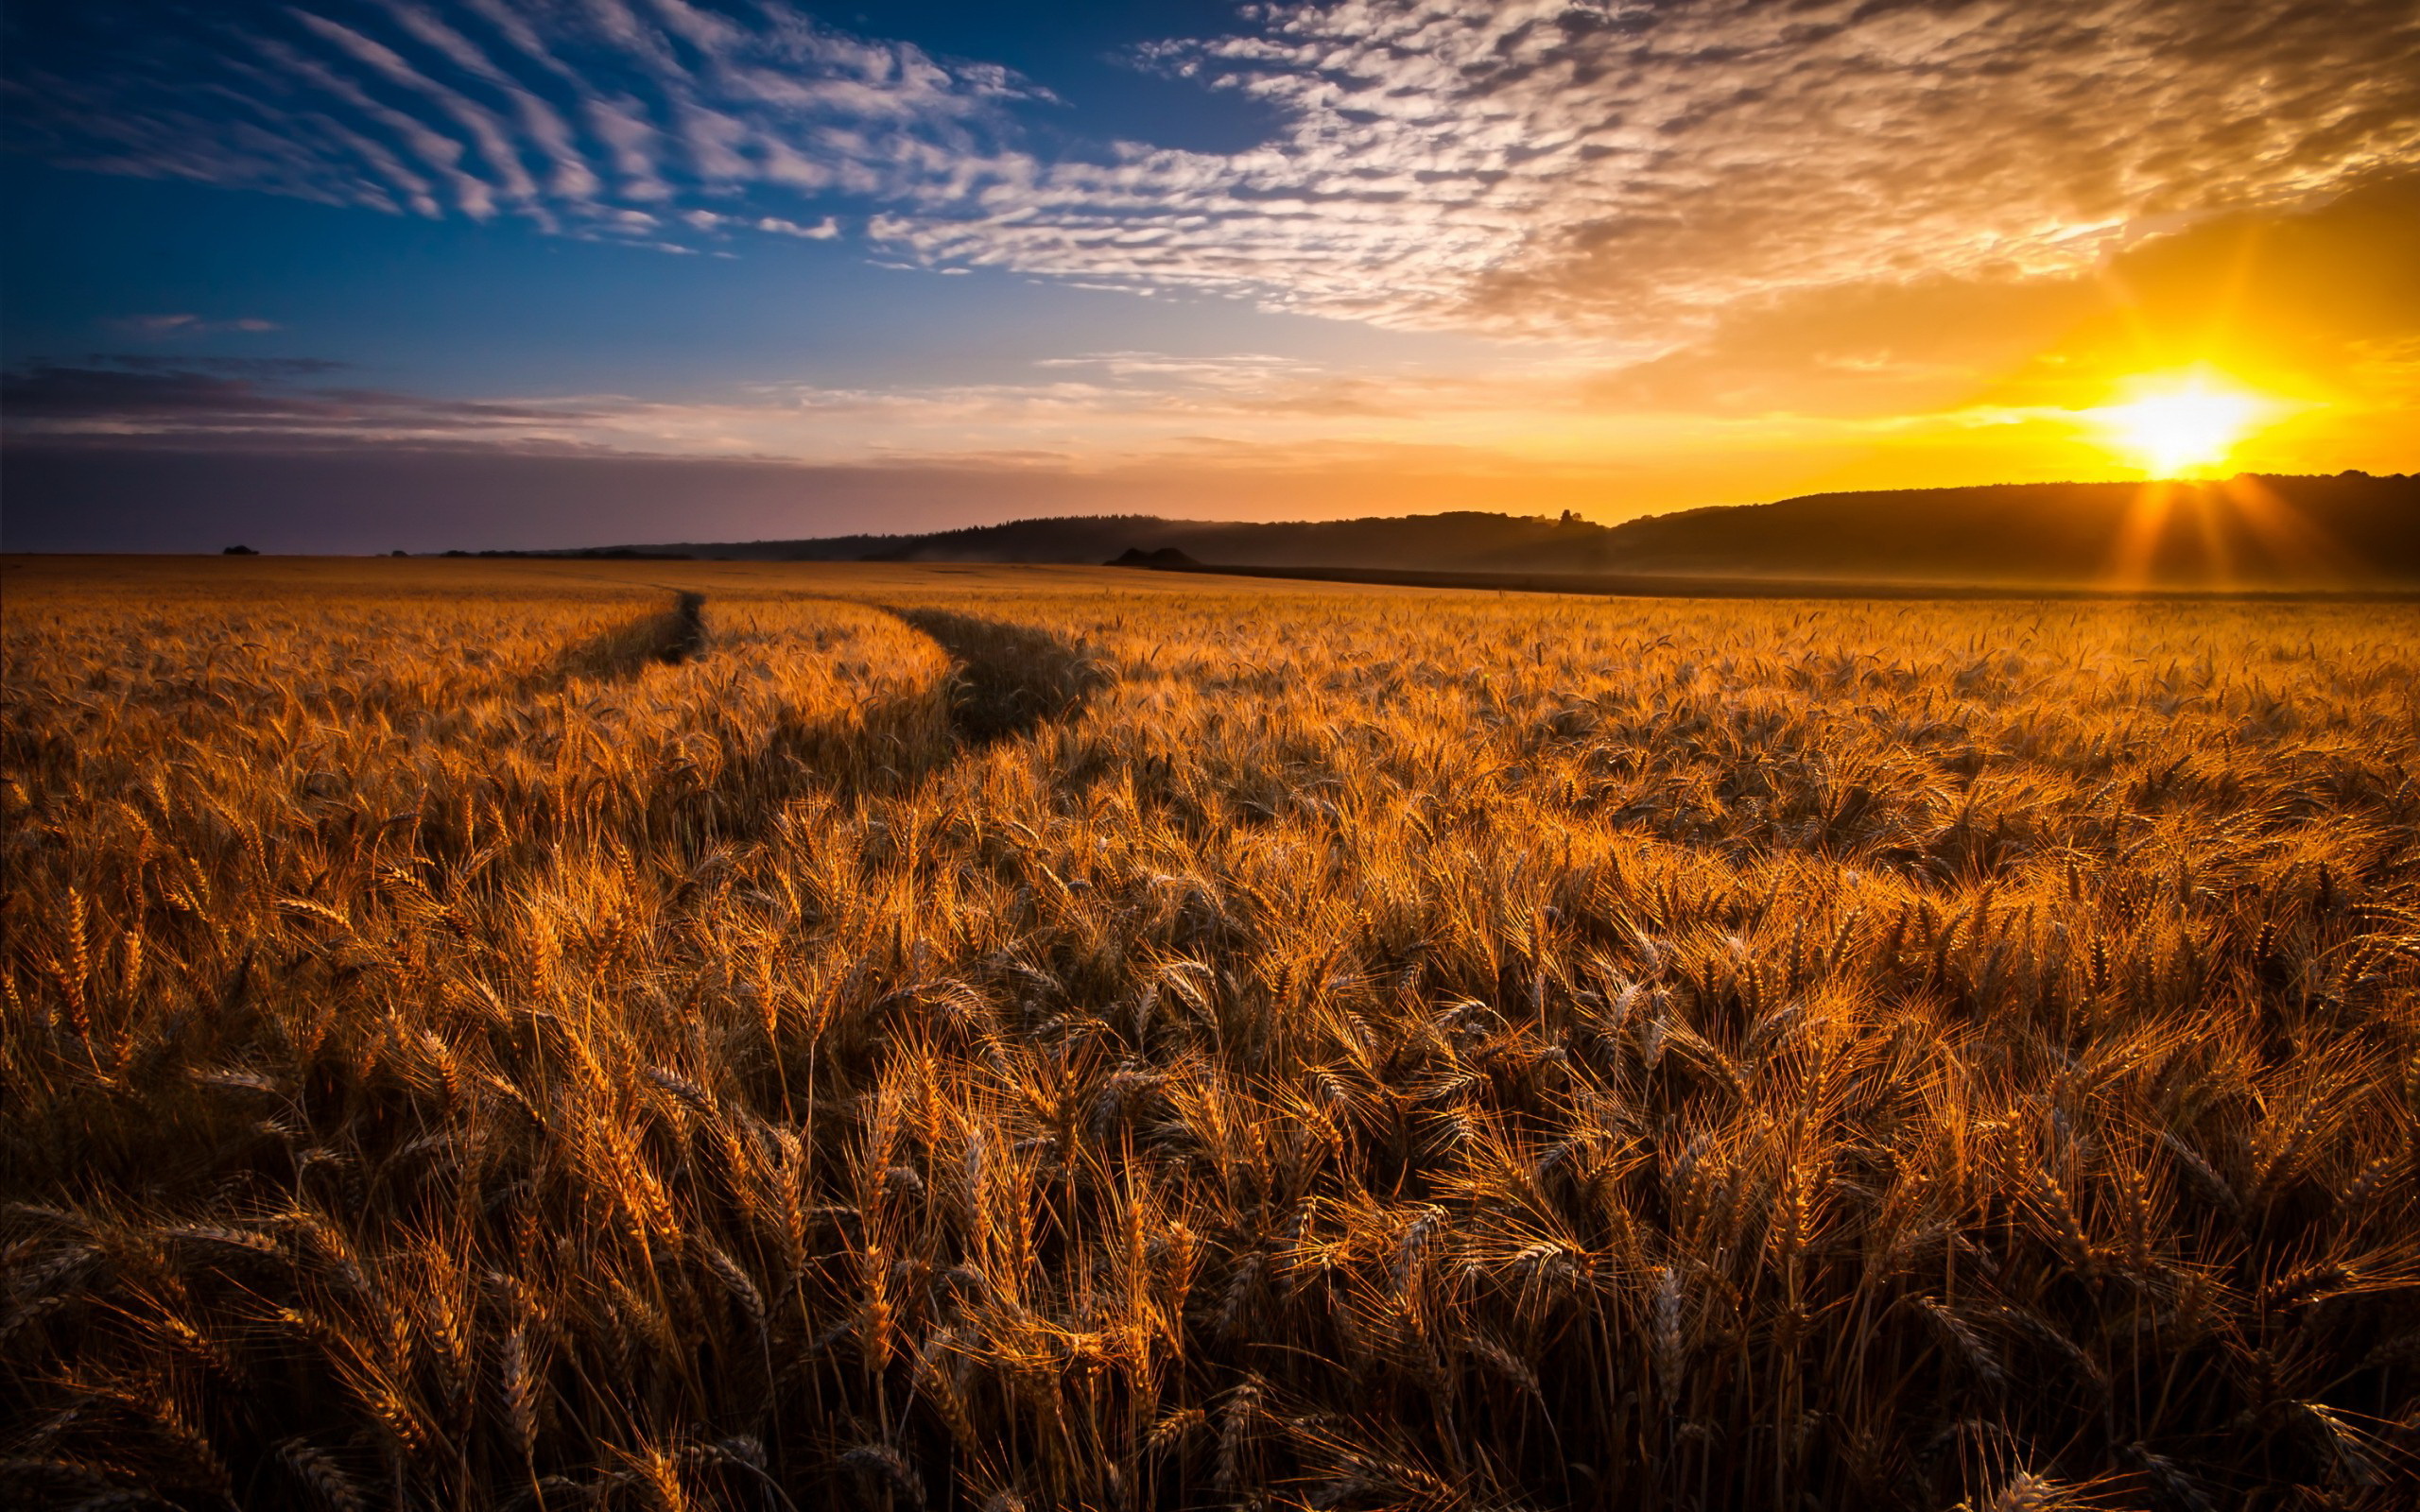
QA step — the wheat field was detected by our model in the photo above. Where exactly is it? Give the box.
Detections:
[3,556,2416,1511]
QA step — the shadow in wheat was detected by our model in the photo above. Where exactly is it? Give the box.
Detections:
[627,606,1108,849]
[696,610,1099,831]
[700,607,1104,822]
[892,608,1108,746]
[519,590,706,694]
[422,603,1103,867]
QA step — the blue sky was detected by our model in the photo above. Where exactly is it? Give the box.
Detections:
[4,1,2416,551]
[1,3,1439,391]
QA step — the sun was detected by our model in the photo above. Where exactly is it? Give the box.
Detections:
[2085,373,2274,476]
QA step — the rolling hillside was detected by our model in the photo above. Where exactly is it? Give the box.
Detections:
[614,472,2420,588]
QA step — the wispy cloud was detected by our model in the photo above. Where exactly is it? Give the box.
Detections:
[8,1,2416,344]
[0,348,1541,459]
[0,361,590,441]
[81,354,349,378]
[108,314,285,335]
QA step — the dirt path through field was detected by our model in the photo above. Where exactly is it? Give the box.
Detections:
[548,592,1103,799]
[886,606,1105,747]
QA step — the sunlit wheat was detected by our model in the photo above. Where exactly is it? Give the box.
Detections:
[3,557,2414,1509]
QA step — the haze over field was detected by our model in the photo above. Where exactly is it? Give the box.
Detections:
[4,0,2418,551]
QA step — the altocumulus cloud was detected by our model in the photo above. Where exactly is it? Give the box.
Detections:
[977,0,2420,338]
[5,0,2416,343]
[3,0,1043,240]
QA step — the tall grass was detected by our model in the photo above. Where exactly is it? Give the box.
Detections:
[4,562,2415,1509]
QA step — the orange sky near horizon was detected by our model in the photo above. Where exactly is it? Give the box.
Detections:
[4,1,2414,550]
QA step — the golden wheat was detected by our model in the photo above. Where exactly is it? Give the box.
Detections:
[2,555,2415,1509]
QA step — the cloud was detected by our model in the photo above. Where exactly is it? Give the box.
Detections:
[0,346,1546,461]
[0,360,610,440]
[753,215,838,240]
[877,0,2420,338]
[9,3,2413,339]
[680,209,839,239]
[108,314,285,335]
[80,354,350,378]
[4,1,1046,248]
[1037,352,1305,377]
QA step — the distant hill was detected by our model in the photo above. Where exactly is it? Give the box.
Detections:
[1573,474,2420,588]
[613,473,2420,589]
[630,510,1616,570]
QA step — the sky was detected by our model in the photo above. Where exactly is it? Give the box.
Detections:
[3,0,2416,553]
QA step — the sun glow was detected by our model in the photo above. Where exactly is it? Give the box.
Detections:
[2086,373,2275,476]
